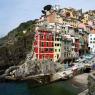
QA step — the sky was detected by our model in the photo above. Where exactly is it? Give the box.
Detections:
[0,0,95,37]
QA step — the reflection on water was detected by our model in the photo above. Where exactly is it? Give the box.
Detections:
[0,80,81,95]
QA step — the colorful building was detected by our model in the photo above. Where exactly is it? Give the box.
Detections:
[34,5,93,64]
[33,30,54,61]
[54,33,61,62]
[61,35,74,64]
[74,38,80,57]
[88,29,95,53]
[33,28,62,62]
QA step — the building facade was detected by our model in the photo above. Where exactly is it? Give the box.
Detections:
[88,30,95,53]
[33,30,54,61]
[33,5,93,64]
[54,33,61,62]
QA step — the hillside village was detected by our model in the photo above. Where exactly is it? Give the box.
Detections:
[33,5,95,65]
[1,5,95,76]
[1,5,95,71]
[1,5,95,95]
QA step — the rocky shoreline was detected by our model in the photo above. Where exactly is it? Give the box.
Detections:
[71,73,88,91]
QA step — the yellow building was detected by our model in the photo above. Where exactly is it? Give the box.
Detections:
[61,8,79,19]
[54,33,61,62]
[63,19,78,28]
[82,13,89,24]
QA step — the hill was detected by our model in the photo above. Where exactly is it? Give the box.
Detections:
[0,20,36,72]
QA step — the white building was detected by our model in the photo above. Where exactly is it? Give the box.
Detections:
[88,33,95,53]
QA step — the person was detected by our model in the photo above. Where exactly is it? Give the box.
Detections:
[92,64,95,70]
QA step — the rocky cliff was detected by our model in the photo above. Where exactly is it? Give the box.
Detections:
[0,20,36,72]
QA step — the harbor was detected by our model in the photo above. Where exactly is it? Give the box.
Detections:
[0,50,95,84]
[0,73,89,95]
[0,53,94,95]
[0,53,93,95]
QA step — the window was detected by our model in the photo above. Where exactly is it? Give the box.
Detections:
[66,12,70,17]
[65,31,66,34]
[41,42,44,47]
[62,27,65,29]
[50,48,54,52]
[67,47,69,50]
[45,48,48,52]
[41,48,44,52]
[59,49,60,52]
[90,41,92,43]
[57,44,59,46]
[46,35,49,40]
[57,38,59,41]
[40,35,44,39]
[42,55,45,59]
[36,35,38,38]
[55,49,57,52]
[64,41,66,44]
[72,43,74,46]
[94,38,95,40]
[64,47,66,50]
[46,42,48,46]
[55,43,60,46]
[57,54,59,59]
[45,25,47,27]
[52,43,54,46]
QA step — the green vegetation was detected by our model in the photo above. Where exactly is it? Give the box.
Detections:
[0,20,36,71]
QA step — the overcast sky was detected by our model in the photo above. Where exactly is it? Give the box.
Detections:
[0,0,95,37]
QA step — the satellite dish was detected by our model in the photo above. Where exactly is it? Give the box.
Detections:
[44,5,52,11]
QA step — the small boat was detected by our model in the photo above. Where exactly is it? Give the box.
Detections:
[50,71,67,82]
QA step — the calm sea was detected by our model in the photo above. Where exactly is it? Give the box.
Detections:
[0,80,81,95]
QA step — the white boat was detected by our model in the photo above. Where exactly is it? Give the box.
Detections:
[50,71,67,82]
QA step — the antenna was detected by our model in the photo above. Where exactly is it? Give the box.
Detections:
[54,0,61,10]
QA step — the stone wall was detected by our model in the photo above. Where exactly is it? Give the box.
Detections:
[88,72,95,95]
